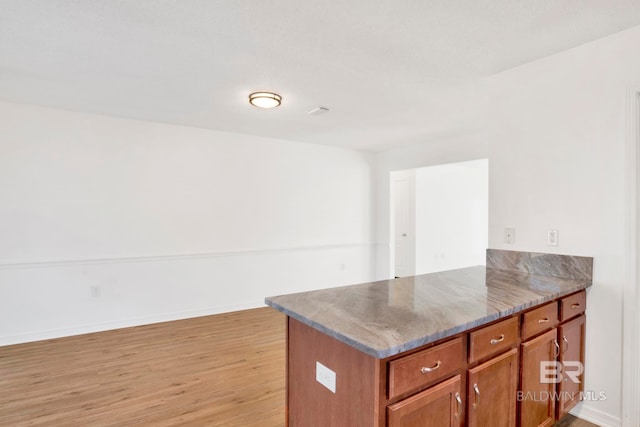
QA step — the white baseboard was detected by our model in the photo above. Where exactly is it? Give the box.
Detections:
[0,301,264,346]
[572,403,621,427]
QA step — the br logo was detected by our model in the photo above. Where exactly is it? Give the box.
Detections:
[540,361,584,384]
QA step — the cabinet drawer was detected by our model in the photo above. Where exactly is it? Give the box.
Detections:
[522,302,558,340]
[387,375,463,427]
[388,337,464,399]
[560,291,586,322]
[469,317,518,364]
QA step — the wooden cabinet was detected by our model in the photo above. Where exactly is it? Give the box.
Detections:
[468,317,518,364]
[519,291,587,427]
[388,337,464,399]
[388,375,463,427]
[522,302,558,341]
[467,348,518,427]
[388,318,519,427]
[519,301,560,427]
[520,328,558,427]
[559,291,586,322]
[284,291,587,427]
[557,314,586,419]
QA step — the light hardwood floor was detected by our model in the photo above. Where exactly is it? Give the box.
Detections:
[554,415,600,427]
[0,308,286,426]
[0,307,599,426]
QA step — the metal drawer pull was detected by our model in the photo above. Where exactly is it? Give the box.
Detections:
[538,317,550,324]
[562,336,569,352]
[554,340,560,358]
[473,383,480,409]
[571,303,581,309]
[455,392,462,417]
[490,334,505,345]
[420,361,441,373]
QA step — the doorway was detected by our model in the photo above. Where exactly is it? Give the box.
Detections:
[391,159,488,278]
[391,170,416,277]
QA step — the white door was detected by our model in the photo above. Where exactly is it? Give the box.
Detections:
[392,171,415,277]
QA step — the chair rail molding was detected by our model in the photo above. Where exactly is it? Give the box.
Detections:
[0,242,375,270]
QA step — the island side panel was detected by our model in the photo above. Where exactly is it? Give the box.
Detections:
[287,317,383,427]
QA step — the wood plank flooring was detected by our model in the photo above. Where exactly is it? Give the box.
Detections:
[554,415,600,427]
[0,307,599,426]
[0,308,286,426]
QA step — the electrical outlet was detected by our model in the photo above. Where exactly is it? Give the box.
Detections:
[504,227,515,244]
[548,229,559,246]
[316,361,336,393]
[90,286,101,298]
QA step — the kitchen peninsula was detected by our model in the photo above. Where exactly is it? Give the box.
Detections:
[266,250,593,427]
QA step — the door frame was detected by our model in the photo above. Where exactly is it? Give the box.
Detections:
[390,169,416,278]
[623,87,640,427]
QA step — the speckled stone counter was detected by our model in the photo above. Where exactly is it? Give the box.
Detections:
[266,255,592,359]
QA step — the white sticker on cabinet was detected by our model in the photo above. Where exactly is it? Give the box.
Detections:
[316,361,336,393]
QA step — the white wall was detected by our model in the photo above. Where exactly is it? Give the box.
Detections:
[415,159,488,274]
[488,25,640,427]
[0,102,376,345]
[375,133,489,279]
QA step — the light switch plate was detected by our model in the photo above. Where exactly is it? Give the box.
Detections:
[316,361,336,393]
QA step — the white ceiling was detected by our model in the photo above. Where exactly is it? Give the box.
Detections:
[2,1,640,152]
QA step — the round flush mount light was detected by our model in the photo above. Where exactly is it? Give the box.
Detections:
[249,91,282,109]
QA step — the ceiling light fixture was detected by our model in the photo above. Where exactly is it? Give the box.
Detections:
[249,92,282,108]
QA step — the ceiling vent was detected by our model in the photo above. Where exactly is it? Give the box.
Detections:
[307,106,331,116]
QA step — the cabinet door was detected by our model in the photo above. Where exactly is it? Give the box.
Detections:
[520,328,558,427]
[467,348,518,427]
[387,375,463,427]
[557,314,586,419]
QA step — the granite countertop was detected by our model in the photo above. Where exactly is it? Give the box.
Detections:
[265,265,592,359]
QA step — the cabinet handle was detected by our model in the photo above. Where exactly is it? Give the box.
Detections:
[454,392,462,417]
[420,361,441,373]
[571,303,581,309]
[538,317,550,324]
[562,336,569,353]
[490,334,505,345]
[472,383,480,409]
[554,340,560,358]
